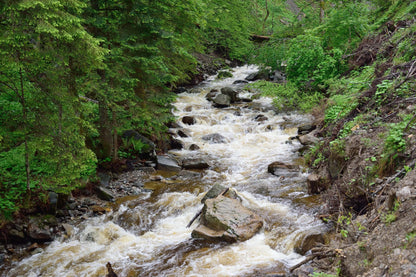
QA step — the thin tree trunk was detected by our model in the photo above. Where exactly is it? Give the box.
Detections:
[262,0,270,33]
[20,67,30,191]
[319,0,325,23]
[111,108,118,162]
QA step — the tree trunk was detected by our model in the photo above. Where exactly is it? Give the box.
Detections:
[262,0,270,33]
[319,0,325,23]
[19,67,31,191]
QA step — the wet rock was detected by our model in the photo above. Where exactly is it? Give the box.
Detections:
[91,205,110,214]
[48,191,58,214]
[182,116,196,125]
[27,216,55,241]
[182,157,209,170]
[27,243,40,252]
[95,186,115,201]
[213,94,231,107]
[174,170,202,180]
[298,124,316,135]
[98,172,112,188]
[298,131,320,146]
[202,133,227,144]
[174,86,187,94]
[62,223,75,237]
[233,80,248,84]
[189,144,200,150]
[9,229,25,241]
[255,114,268,122]
[267,162,299,177]
[220,87,238,103]
[192,195,263,242]
[245,69,270,81]
[201,184,240,203]
[177,130,188,138]
[307,173,329,194]
[205,89,219,101]
[170,138,183,150]
[189,87,203,94]
[184,106,193,112]
[294,232,325,255]
[157,155,181,172]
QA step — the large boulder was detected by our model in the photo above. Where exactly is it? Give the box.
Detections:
[201,184,240,203]
[182,157,209,170]
[95,186,115,201]
[220,87,238,103]
[202,133,227,144]
[213,94,231,107]
[267,161,299,177]
[192,195,263,242]
[294,231,325,255]
[157,155,181,172]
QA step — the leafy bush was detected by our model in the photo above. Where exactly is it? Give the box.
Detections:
[247,80,322,112]
[325,94,358,124]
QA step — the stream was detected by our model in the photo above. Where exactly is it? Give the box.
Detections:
[6,65,326,277]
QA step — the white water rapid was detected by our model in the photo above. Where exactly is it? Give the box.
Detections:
[6,65,326,277]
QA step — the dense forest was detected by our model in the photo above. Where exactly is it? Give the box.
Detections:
[1,0,415,242]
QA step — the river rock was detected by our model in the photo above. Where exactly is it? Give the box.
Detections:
[220,87,238,103]
[233,80,248,84]
[95,186,115,201]
[298,130,320,146]
[205,89,219,101]
[192,195,263,242]
[182,116,196,125]
[294,232,325,255]
[213,94,231,107]
[201,184,240,203]
[245,69,270,81]
[157,155,181,172]
[255,114,268,122]
[267,161,299,176]
[170,138,183,150]
[298,124,316,135]
[177,130,188,138]
[202,133,227,144]
[182,157,209,170]
[27,216,56,241]
[189,144,200,150]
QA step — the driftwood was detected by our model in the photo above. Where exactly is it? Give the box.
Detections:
[186,188,230,228]
[289,246,344,273]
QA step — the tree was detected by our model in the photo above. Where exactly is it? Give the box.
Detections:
[0,0,105,217]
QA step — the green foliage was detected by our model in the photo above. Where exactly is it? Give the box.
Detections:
[325,94,358,124]
[247,80,323,112]
[313,2,371,51]
[382,200,400,225]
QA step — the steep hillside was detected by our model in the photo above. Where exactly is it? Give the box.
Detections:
[293,4,416,276]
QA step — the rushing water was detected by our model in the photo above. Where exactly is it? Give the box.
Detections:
[6,65,326,277]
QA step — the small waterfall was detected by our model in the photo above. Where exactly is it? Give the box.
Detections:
[6,65,326,277]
